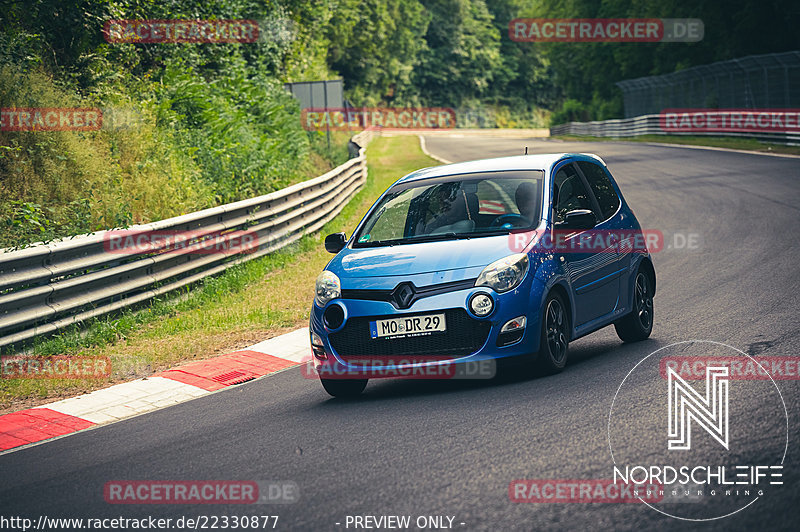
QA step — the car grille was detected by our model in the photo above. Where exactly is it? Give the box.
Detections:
[341,278,477,309]
[328,308,491,360]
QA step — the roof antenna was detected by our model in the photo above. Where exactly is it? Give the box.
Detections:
[524,146,528,155]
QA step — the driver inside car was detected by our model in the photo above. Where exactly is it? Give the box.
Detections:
[515,181,540,223]
[421,185,476,234]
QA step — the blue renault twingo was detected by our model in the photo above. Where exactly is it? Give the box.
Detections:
[310,153,655,397]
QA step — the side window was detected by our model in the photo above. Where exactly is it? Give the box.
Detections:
[553,165,593,223]
[578,161,621,220]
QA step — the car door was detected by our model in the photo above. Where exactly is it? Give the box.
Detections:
[576,158,628,270]
[552,162,619,327]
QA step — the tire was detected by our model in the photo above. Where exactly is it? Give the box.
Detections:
[534,291,570,375]
[614,269,654,342]
[320,378,368,398]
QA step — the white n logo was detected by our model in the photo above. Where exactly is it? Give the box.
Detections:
[667,365,729,450]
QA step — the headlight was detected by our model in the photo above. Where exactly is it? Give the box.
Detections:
[315,271,341,307]
[475,253,529,293]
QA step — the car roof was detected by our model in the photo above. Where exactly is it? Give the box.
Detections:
[395,153,607,184]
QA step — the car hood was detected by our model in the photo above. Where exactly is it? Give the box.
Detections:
[329,235,522,278]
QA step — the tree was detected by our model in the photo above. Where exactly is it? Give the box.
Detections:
[326,0,430,105]
[414,0,505,107]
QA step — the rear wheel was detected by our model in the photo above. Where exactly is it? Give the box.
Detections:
[320,378,368,398]
[535,292,570,374]
[614,270,654,342]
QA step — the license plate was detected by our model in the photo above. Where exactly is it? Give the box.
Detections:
[370,313,447,339]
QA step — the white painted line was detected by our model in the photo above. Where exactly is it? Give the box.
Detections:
[93,405,137,422]
[2,327,316,454]
[37,377,209,425]
[393,129,549,138]
[248,327,312,363]
[419,135,453,164]
[635,140,800,159]
[549,136,800,159]
[421,131,800,160]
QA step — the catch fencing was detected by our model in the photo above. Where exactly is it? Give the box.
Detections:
[550,114,800,145]
[616,51,800,118]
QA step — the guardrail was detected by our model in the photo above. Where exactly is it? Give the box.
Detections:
[550,114,800,145]
[0,130,378,351]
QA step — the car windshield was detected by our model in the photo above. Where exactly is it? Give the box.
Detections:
[353,170,544,247]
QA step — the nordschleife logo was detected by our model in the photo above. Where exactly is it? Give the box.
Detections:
[667,365,729,451]
[608,340,788,521]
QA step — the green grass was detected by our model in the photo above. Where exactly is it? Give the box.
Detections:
[553,134,800,156]
[0,135,439,412]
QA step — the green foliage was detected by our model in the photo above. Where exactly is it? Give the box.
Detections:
[0,199,94,250]
[327,0,431,105]
[0,0,344,248]
[155,60,310,203]
[523,0,800,120]
[415,0,505,108]
[550,99,591,126]
[1,0,796,250]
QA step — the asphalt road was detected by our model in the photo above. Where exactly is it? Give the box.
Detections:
[1,136,799,531]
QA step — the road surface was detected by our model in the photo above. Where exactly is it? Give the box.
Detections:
[1,136,799,531]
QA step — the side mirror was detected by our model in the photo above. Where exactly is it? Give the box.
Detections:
[560,209,596,230]
[324,232,347,254]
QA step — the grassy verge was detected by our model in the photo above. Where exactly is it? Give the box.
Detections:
[0,135,438,412]
[552,134,800,156]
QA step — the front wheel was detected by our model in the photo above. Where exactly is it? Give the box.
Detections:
[614,270,654,342]
[534,292,570,374]
[320,378,368,398]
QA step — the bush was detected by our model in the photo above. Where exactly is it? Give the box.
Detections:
[549,99,592,126]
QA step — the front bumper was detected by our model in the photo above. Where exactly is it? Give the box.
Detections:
[309,280,543,377]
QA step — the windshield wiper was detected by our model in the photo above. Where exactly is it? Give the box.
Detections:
[466,229,520,237]
[353,233,458,247]
[355,239,400,247]
[405,232,460,242]
[354,229,522,248]
[360,232,485,246]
